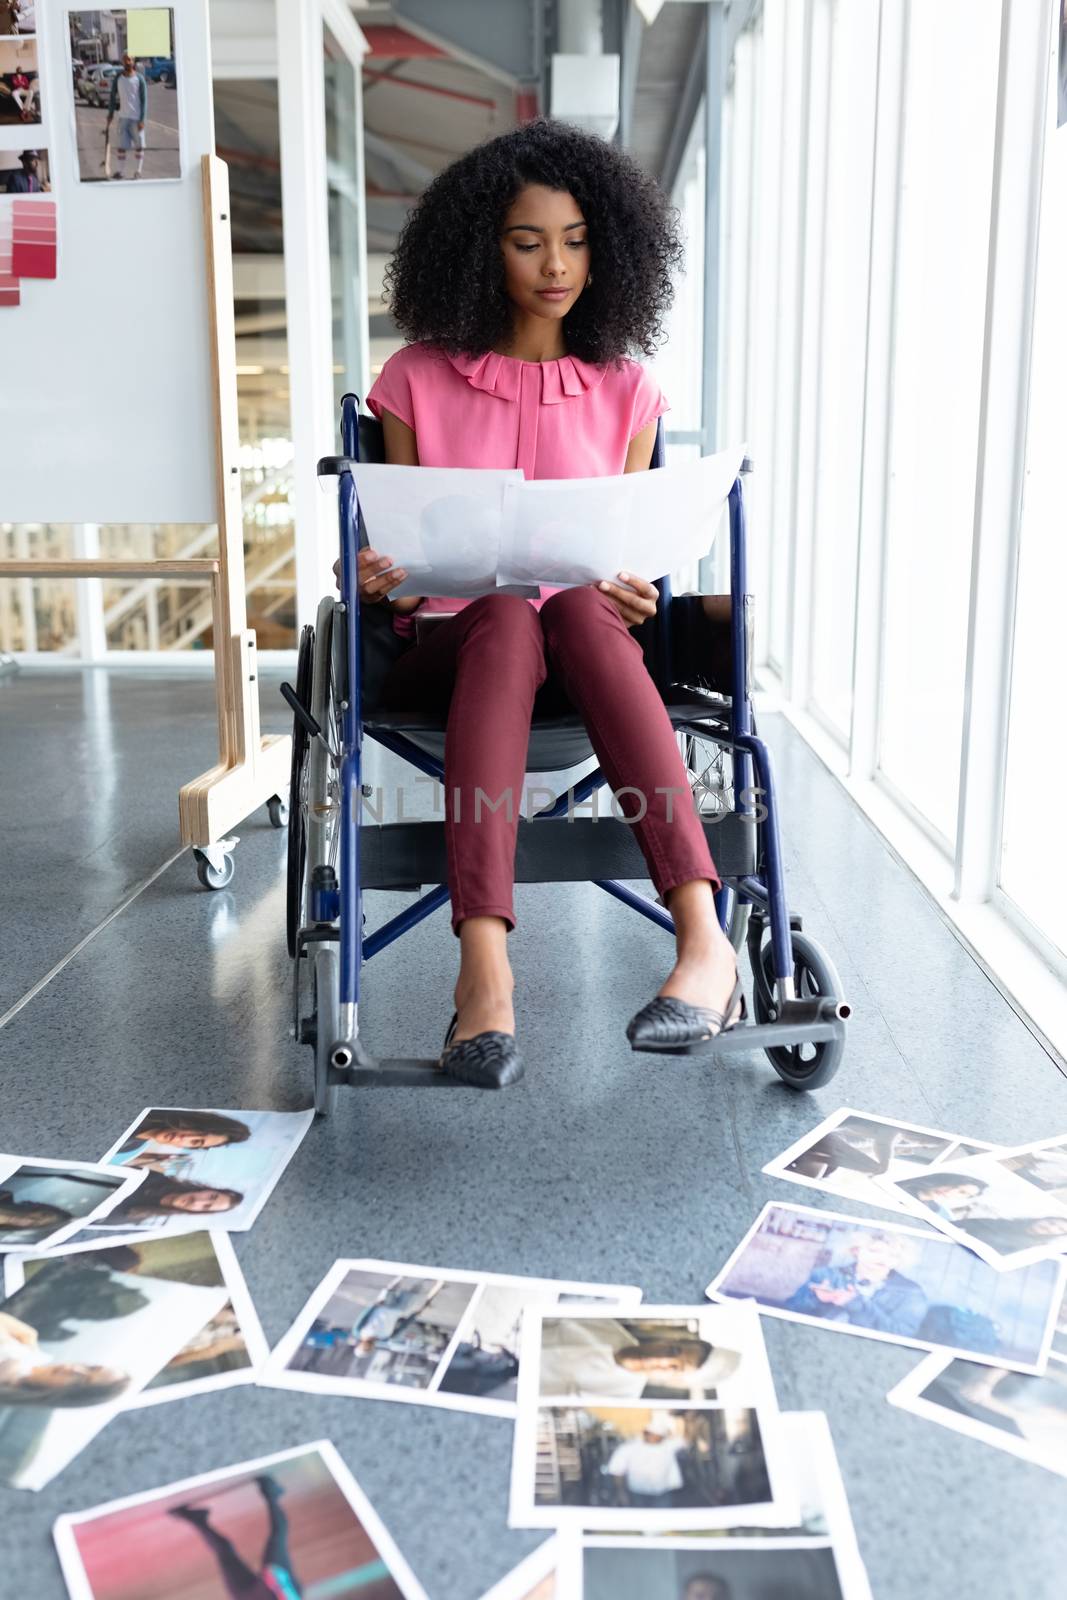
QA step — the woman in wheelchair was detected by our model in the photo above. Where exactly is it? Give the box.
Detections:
[358,117,744,1088]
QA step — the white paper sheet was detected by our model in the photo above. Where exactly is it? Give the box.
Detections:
[350,447,745,599]
[498,446,745,589]
[350,463,533,599]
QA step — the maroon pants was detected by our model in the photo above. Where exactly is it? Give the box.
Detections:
[379,588,720,934]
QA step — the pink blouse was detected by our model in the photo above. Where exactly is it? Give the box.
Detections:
[364,342,670,634]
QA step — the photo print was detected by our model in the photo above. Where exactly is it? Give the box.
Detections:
[0,33,39,124]
[0,144,48,192]
[1050,1282,1067,1362]
[477,1536,560,1600]
[510,1401,795,1532]
[877,1133,1067,1270]
[888,1350,1067,1480]
[519,1301,779,1408]
[567,1413,873,1598]
[762,1107,998,1216]
[706,1202,1064,1372]
[0,1154,143,1253]
[53,1440,428,1600]
[5,1229,268,1408]
[68,8,180,183]
[0,1241,225,1489]
[262,1259,642,1417]
[0,0,35,35]
[80,1106,314,1239]
[575,1541,851,1600]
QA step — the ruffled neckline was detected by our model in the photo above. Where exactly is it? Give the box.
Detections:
[441,347,608,405]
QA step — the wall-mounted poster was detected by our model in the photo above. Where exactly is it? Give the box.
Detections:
[0,145,49,192]
[0,1,35,37]
[0,33,40,124]
[68,8,179,183]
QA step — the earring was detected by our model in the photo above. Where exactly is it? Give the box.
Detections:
[587,272,594,286]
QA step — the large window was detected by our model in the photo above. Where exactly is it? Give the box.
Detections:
[875,0,1001,846]
[999,55,1067,960]
[806,0,879,743]
[719,0,1066,1047]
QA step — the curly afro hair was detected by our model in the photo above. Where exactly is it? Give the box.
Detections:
[383,117,684,366]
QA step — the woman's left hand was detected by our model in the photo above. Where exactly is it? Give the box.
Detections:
[597,572,658,628]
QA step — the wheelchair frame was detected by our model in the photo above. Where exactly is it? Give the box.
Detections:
[285,395,849,1115]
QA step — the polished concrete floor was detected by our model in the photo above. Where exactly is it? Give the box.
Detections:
[1,666,1065,1598]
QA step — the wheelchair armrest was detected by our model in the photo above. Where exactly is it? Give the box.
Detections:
[317,455,358,477]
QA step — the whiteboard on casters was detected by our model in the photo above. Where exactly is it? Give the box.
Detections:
[0,0,219,524]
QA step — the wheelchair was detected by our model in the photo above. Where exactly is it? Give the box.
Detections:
[282,394,849,1116]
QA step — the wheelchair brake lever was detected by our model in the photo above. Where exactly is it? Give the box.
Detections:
[280,682,341,764]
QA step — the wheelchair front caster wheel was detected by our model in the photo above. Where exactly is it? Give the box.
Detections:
[753,930,846,1091]
[267,794,289,829]
[193,846,236,891]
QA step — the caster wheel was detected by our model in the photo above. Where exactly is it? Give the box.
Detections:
[195,851,235,891]
[753,929,846,1091]
[267,794,289,829]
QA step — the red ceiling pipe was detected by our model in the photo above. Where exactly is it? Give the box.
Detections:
[362,25,448,59]
[362,67,496,110]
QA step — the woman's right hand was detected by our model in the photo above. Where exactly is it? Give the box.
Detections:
[332,547,407,602]
[334,548,424,613]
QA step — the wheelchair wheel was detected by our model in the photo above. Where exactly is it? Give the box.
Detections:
[751,929,845,1091]
[311,942,339,1118]
[285,625,315,959]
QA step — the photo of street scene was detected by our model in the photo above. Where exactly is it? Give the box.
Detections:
[68,9,179,183]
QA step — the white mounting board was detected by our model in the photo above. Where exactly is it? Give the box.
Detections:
[0,0,219,523]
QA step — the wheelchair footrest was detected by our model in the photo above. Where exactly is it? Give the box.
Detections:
[632,1014,847,1058]
[339,1057,471,1088]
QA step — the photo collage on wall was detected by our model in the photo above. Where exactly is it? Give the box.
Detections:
[0,0,50,304]
[1,6,182,306]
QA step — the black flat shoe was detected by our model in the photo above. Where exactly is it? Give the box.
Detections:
[438,1012,525,1089]
[626,974,747,1055]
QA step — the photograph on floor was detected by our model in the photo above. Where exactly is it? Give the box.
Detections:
[575,1541,851,1600]
[82,1106,314,1238]
[0,1243,225,1489]
[611,1411,867,1553]
[52,1440,429,1600]
[477,1536,559,1600]
[0,1155,143,1253]
[67,8,179,184]
[0,34,39,124]
[5,1229,268,1407]
[510,1403,796,1532]
[888,1350,1067,1479]
[569,1413,873,1596]
[263,1258,642,1416]
[0,0,35,34]
[761,1108,997,1215]
[1050,1284,1067,1361]
[877,1134,1067,1270]
[0,144,48,191]
[706,1203,1064,1371]
[519,1301,777,1407]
